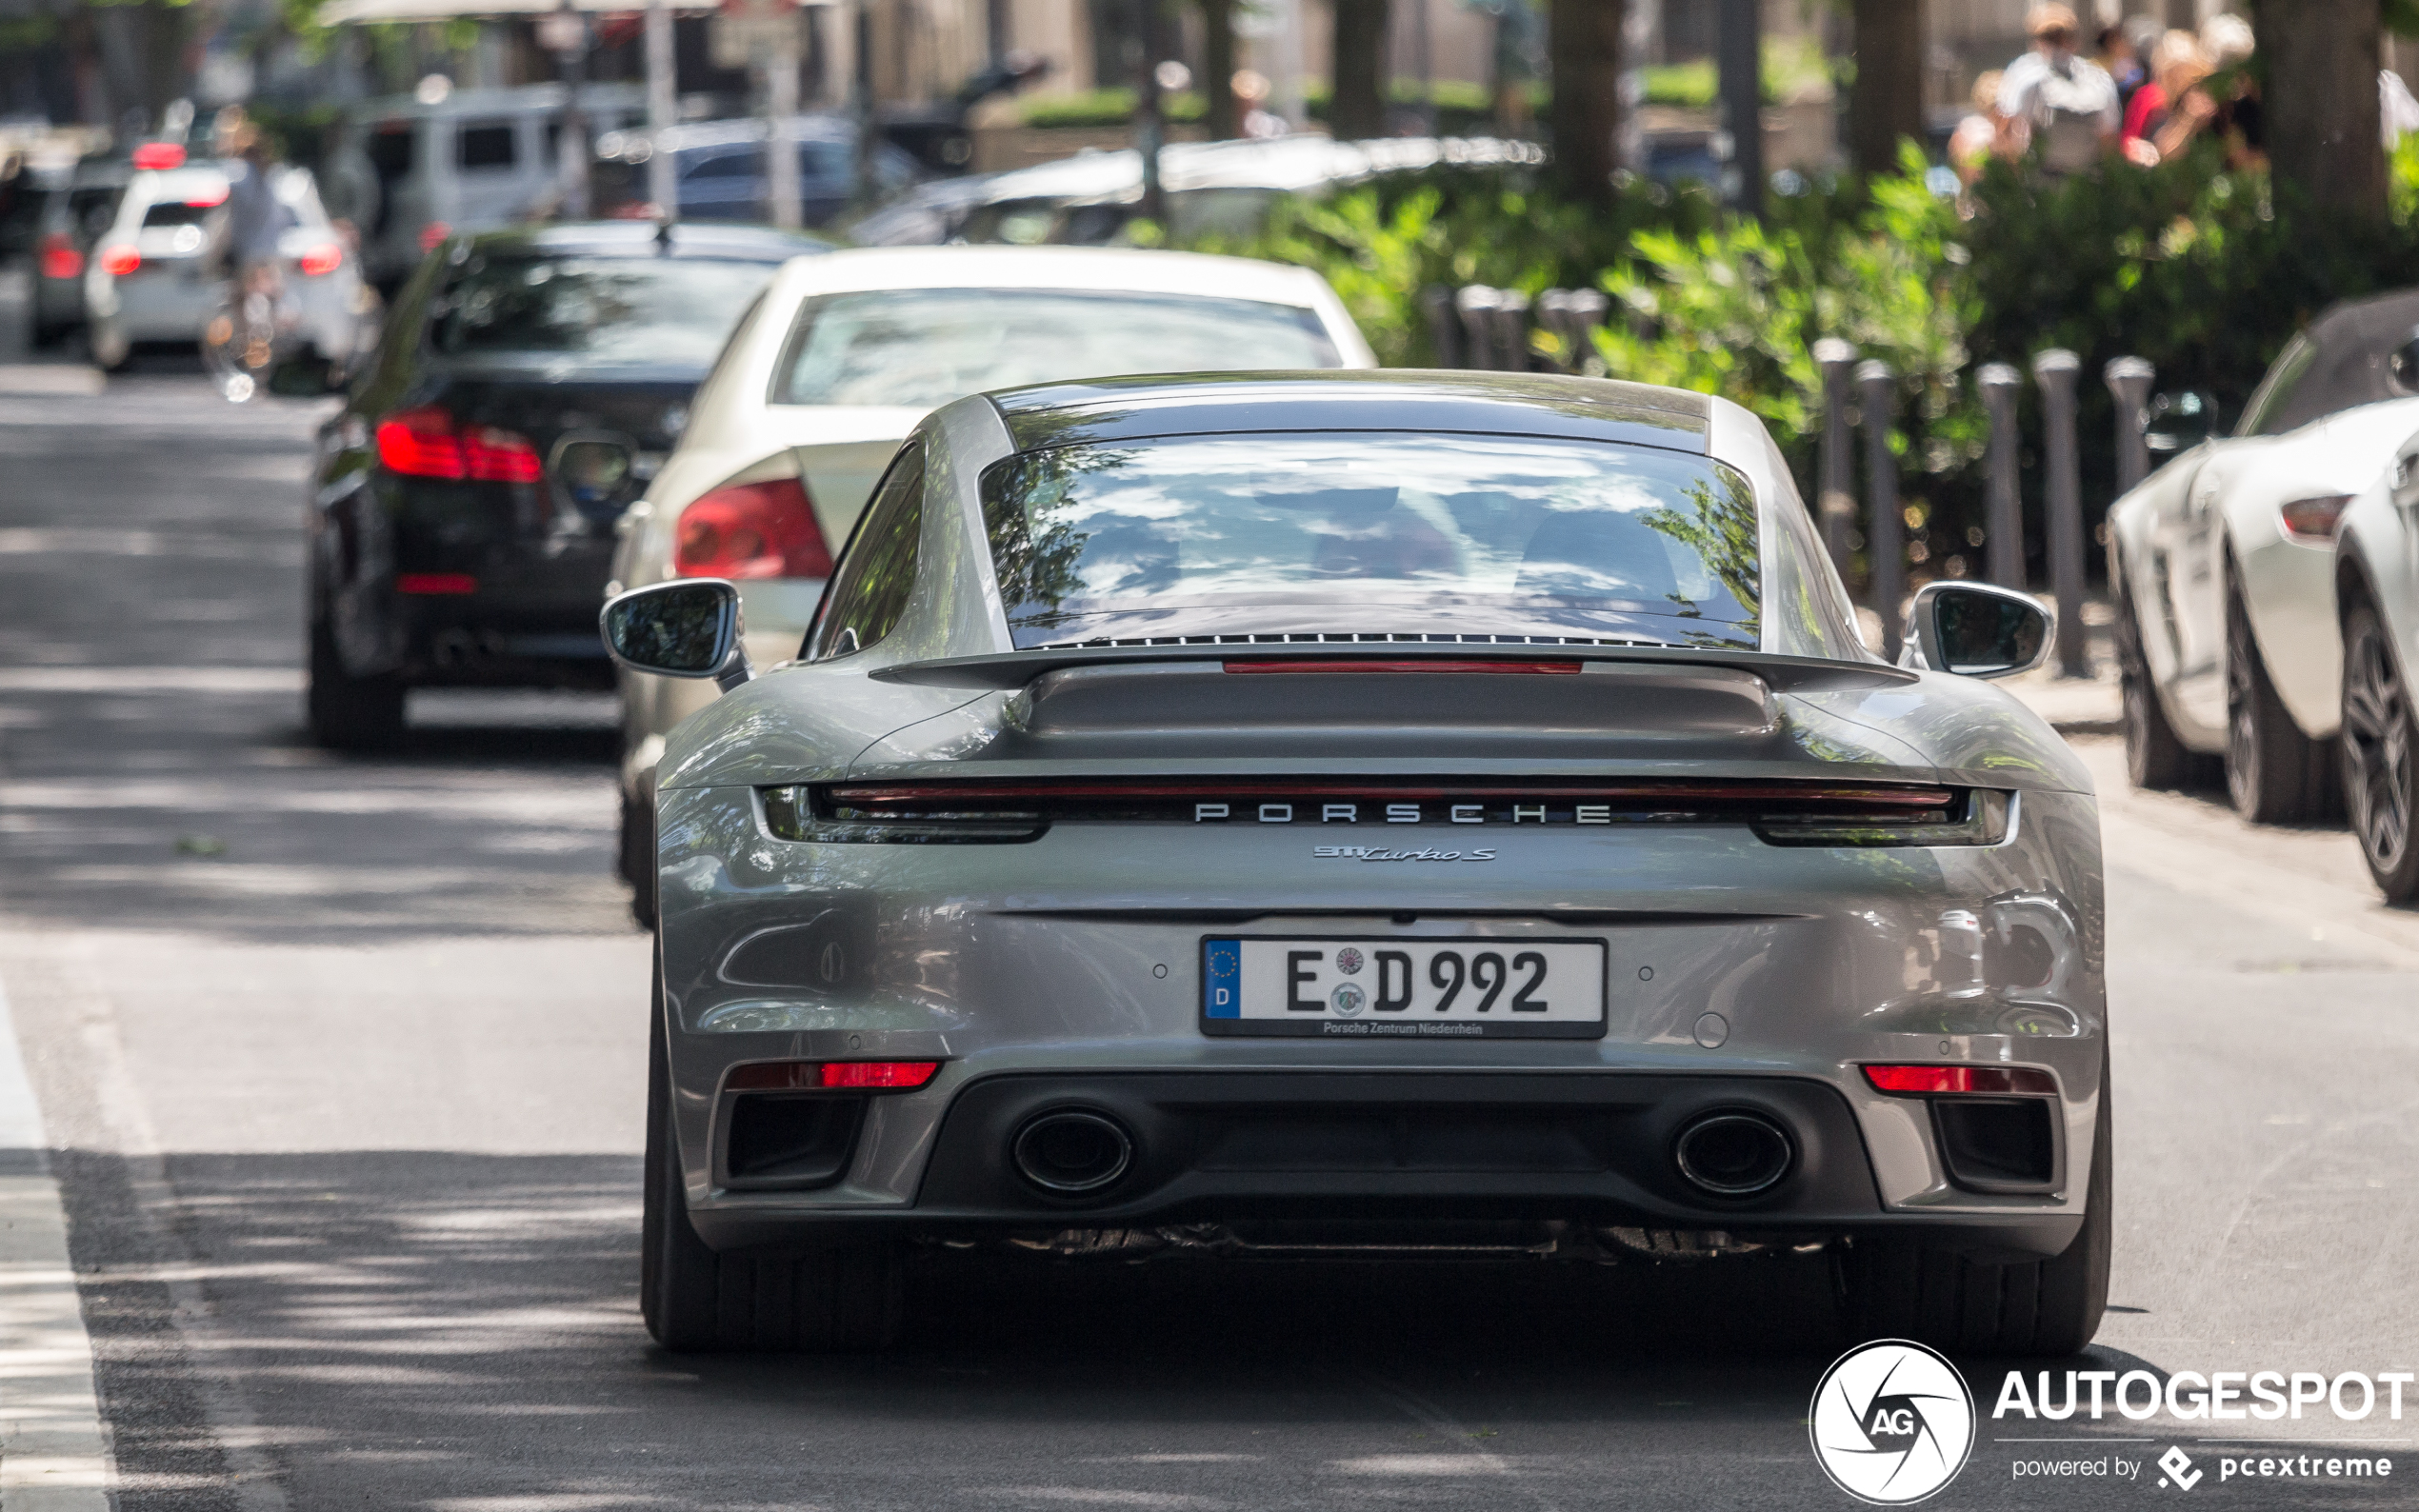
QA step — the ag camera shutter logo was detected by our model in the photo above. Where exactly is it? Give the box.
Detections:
[1809,1340,1976,1503]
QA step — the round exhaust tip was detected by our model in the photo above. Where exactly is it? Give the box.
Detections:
[1011,1110,1134,1196]
[1673,1111,1795,1197]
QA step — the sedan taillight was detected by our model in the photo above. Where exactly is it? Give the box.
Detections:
[297,243,343,276]
[37,232,82,281]
[674,476,831,579]
[98,244,139,277]
[374,406,543,483]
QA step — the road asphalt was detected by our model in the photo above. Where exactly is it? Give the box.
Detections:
[1,368,2415,1510]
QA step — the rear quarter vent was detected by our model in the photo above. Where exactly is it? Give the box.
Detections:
[1932,1098,2059,1193]
[723,1094,866,1189]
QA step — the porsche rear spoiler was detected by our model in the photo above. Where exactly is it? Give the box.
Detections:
[868,644,1915,694]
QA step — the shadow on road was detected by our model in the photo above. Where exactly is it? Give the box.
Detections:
[74,1147,1867,1507]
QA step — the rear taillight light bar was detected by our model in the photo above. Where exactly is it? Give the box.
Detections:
[1864,1064,2058,1096]
[759,779,2009,848]
[375,405,543,484]
[726,1061,939,1092]
[1225,659,1583,675]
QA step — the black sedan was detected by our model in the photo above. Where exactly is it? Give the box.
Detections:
[302,220,827,747]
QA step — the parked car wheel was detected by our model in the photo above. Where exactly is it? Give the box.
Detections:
[2226,584,2335,823]
[87,316,130,373]
[2116,587,2192,790]
[619,776,658,930]
[2341,602,2419,901]
[641,955,903,1353]
[307,620,406,750]
[1839,1059,2111,1357]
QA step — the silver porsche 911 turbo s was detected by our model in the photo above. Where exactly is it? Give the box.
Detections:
[603,370,2109,1358]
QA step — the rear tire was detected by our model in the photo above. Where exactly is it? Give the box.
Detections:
[641,956,902,1353]
[2341,601,2419,902]
[89,316,130,372]
[307,620,406,750]
[2116,588,2192,791]
[2226,584,2335,823]
[1841,1063,2111,1357]
[619,776,657,931]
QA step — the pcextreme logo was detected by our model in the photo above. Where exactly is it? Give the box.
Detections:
[1809,1340,1977,1504]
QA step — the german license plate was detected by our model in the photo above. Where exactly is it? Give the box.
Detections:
[1200,937,1608,1039]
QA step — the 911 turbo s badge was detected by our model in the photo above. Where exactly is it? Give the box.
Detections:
[1312,845,1496,862]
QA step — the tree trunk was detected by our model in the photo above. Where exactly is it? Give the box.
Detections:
[1548,0,1623,206]
[1330,0,1390,141]
[2257,0,2385,219]
[1200,0,1238,139]
[1848,0,1923,176]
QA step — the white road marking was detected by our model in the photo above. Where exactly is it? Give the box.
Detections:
[0,971,111,1511]
[51,956,291,1512]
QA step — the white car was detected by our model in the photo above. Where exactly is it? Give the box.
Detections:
[85,159,374,373]
[321,83,647,286]
[2107,289,2419,821]
[606,245,1376,921]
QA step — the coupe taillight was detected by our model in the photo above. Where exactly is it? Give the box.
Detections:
[374,406,543,483]
[674,476,831,580]
[2279,495,2351,542]
[1864,1064,2058,1096]
[37,232,82,281]
[726,1061,940,1091]
[98,244,139,277]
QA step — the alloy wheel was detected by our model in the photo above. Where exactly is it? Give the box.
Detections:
[2225,608,2263,815]
[2343,623,2413,878]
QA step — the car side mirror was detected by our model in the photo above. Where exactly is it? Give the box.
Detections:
[2143,389,2217,453]
[601,579,753,690]
[1902,581,2052,679]
[553,434,639,512]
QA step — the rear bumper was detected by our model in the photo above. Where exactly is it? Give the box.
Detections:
[685,1069,2083,1261]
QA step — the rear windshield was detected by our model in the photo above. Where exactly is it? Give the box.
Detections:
[979,430,1760,648]
[774,288,1342,408]
[141,201,217,228]
[429,253,778,364]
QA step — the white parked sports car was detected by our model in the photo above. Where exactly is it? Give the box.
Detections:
[598,369,2108,1357]
[605,245,1376,921]
[2107,288,2419,821]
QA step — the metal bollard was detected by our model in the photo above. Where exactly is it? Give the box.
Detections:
[1563,288,1608,366]
[1419,285,1463,369]
[1977,362,2024,590]
[1454,286,1502,371]
[1536,288,1610,372]
[1855,359,1905,661]
[1812,338,1859,574]
[2032,348,2088,678]
[2105,355,2155,498]
[1490,288,1532,373]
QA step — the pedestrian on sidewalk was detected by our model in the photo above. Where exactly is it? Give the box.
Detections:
[1997,4,2121,178]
